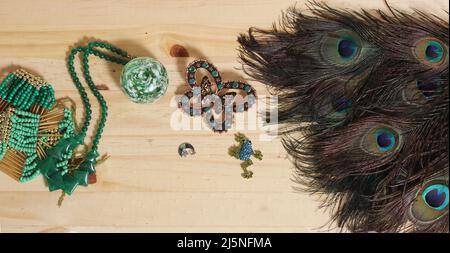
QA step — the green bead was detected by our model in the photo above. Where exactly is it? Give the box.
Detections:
[120,57,169,104]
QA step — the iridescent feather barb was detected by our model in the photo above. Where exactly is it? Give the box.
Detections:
[238,1,449,232]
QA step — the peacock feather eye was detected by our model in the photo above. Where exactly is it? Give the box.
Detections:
[422,184,449,211]
[375,129,396,152]
[313,93,352,121]
[413,37,448,67]
[416,79,441,98]
[361,126,402,156]
[410,179,449,224]
[402,78,442,104]
[321,30,364,65]
[337,39,358,59]
[332,97,352,115]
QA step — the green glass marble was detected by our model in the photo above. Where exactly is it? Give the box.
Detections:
[120,57,169,103]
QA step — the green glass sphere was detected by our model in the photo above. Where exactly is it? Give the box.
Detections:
[120,57,169,103]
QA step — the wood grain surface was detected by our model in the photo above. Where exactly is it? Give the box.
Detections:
[0,0,448,233]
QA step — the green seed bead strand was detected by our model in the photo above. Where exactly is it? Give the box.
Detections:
[20,153,39,182]
[4,108,48,182]
[27,88,41,108]
[45,85,56,108]
[0,142,7,160]
[4,76,22,95]
[59,108,76,139]
[5,78,27,103]
[12,83,37,109]
[55,149,73,175]
[0,73,15,89]
[0,73,42,111]
[0,74,17,99]
[34,85,55,109]
[11,84,27,106]
[7,109,40,154]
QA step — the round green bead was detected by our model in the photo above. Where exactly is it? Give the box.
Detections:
[120,57,169,104]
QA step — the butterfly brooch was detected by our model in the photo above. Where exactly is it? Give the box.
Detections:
[178,60,257,132]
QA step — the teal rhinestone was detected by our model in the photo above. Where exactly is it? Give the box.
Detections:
[211,71,219,77]
[201,62,209,68]
[181,96,189,104]
[217,83,223,90]
[120,57,169,104]
[188,66,196,73]
[192,87,201,96]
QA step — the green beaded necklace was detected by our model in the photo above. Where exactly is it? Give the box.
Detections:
[37,41,135,195]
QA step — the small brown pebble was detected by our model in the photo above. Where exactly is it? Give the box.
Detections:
[96,84,110,90]
[170,44,189,57]
[88,173,97,184]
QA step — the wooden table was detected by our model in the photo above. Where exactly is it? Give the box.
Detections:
[0,0,447,233]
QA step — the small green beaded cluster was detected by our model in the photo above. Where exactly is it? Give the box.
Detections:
[7,109,39,154]
[0,69,55,111]
[0,108,77,182]
[59,108,76,139]
[35,85,56,110]
[50,108,76,177]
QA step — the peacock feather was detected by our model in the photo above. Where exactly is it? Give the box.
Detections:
[238,1,449,232]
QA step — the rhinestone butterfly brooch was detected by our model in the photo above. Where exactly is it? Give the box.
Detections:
[178,60,257,132]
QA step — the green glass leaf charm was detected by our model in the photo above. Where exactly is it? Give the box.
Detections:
[120,57,169,103]
[62,174,80,195]
[47,173,64,192]
[78,150,99,174]
[73,170,90,187]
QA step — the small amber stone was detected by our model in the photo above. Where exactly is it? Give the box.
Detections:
[88,173,97,184]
